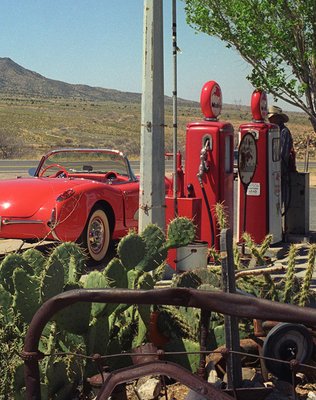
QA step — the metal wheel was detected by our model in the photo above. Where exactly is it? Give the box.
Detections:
[83,208,110,262]
[263,322,313,381]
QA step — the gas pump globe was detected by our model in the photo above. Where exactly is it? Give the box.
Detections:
[237,90,282,244]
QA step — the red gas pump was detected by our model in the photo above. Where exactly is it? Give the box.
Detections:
[183,81,234,248]
[165,81,234,270]
[237,90,282,244]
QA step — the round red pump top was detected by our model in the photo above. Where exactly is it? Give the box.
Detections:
[200,81,222,119]
[251,89,268,121]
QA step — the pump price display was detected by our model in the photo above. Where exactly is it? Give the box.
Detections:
[238,132,257,186]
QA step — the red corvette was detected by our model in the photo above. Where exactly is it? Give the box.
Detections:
[0,149,171,261]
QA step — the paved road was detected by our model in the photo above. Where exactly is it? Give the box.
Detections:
[0,159,314,176]
[0,160,143,177]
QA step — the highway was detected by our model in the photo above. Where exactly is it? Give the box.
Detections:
[0,159,174,178]
[0,159,313,177]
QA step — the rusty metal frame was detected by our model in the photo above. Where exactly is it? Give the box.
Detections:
[23,287,316,399]
[97,360,232,400]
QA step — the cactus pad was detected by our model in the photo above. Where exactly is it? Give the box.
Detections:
[50,242,86,283]
[40,256,65,303]
[13,268,40,323]
[117,232,146,270]
[103,257,128,288]
[127,269,143,289]
[166,217,195,249]
[141,224,166,251]
[54,283,91,334]
[83,270,109,317]
[0,254,33,294]
[171,270,202,289]
[22,248,46,275]
[164,338,200,372]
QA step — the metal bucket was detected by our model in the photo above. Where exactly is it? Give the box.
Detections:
[176,241,208,272]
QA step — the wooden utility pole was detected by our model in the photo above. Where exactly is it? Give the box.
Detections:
[172,0,178,217]
[139,0,165,232]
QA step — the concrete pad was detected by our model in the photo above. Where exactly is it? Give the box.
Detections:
[0,239,51,256]
[0,239,25,254]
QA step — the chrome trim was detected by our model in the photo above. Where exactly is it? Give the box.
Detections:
[2,219,44,225]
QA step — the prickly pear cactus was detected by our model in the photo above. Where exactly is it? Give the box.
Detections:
[102,258,129,315]
[103,257,128,288]
[171,270,202,289]
[136,249,167,273]
[0,253,33,294]
[50,242,86,283]
[0,217,199,399]
[127,268,143,289]
[22,248,47,275]
[0,283,12,310]
[0,242,95,399]
[40,256,65,303]
[164,338,200,372]
[85,315,109,357]
[45,359,79,399]
[83,270,109,317]
[134,272,155,347]
[54,283,91,335]
[117,232,146,270]
[141,224,166,252]
[166,217,195,249]
[136,224,168,272]
[157,305,199,341]
[13,268,40,323]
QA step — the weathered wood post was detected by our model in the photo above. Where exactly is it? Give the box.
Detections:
[220,228,242,388]
[139,0,165,232]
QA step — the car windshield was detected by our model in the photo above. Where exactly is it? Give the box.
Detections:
[37,149,134,179]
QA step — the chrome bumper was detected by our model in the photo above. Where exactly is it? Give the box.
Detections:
[1,218,44,225]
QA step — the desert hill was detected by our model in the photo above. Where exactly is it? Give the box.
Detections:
[0,57,143,102]
[0,57,312,160]
[0,57,198,106]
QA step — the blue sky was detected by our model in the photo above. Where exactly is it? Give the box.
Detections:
[0,0,292,110]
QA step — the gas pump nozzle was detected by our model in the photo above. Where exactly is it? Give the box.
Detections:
[196,138,215,246]
[197,139,211,184]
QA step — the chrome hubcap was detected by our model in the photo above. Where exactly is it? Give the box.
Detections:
[88,217,104,254]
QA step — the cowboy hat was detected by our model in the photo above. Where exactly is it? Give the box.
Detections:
[267,105,289,123]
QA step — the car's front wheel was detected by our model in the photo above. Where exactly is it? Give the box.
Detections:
[82,208,110,262]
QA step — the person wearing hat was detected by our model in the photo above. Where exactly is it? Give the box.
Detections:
[268,105,296,209]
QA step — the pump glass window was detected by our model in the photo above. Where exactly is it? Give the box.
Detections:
[272,138,281,162]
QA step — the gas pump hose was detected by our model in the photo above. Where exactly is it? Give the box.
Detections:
[197,139,215,247]
[199,183,215,247]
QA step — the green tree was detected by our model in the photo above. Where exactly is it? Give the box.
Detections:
[184,0,316,130]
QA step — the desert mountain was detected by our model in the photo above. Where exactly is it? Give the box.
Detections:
[0,57,142,102]
[0,57,196,105]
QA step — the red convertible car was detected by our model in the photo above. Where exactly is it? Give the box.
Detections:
[0,149,169,261]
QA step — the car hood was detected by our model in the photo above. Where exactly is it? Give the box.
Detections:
[0,177,93,217]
